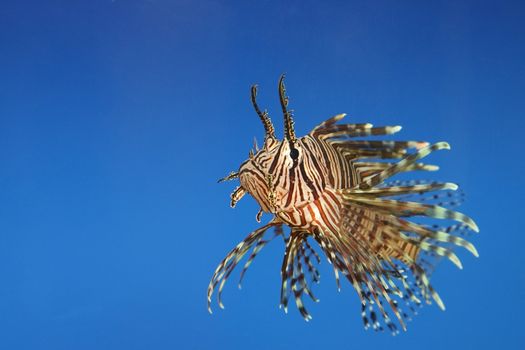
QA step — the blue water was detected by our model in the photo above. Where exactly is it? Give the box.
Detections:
[1,1,523,349]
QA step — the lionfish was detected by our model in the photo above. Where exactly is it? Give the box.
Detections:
[207,75,478,334]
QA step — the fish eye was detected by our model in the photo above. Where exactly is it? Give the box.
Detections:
[290,147,299,160]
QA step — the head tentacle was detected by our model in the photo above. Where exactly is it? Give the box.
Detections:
[278,74,297,144]
[251,84,276,141]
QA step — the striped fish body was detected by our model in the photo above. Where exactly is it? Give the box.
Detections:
[240,128,425,279]
[208,76,479,334]
[239,135,353,222]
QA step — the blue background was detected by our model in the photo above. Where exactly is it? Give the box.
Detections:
[0,0,523,349]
